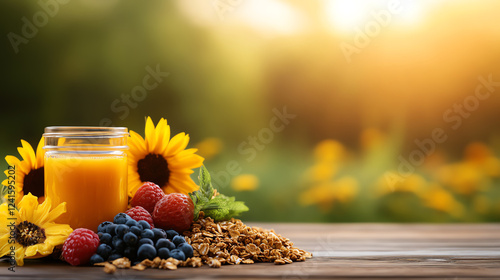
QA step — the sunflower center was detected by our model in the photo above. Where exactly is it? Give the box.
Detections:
[15,221,46,247]
[23,167,45,198]
[137,153,170,188]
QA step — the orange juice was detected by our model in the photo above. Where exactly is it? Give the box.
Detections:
[44,153,128,231]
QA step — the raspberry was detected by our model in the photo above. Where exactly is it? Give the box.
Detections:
[152,193,194,233]
[62,228,100,266]
[125,206,154,229]
[130,182,165,213]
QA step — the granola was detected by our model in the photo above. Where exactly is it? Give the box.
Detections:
[183,214,312,267]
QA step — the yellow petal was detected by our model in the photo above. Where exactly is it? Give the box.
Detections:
[15,246,26,266]
[128,131,147,156]
[17,194,39,222]
[166,133,189,157]
[5,155,21,167]
[20,140,36,169]
[43,201,67,224]
[35,137,45,168]
[145,116,155,151]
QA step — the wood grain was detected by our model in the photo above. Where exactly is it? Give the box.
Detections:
[1,223,499,279]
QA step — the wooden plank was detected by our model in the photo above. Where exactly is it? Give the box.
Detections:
[1,224,499,279]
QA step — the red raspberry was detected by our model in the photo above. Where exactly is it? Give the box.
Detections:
[152,193,194,233]
[62,228,100,266]
[125,206,155,228]
[131,182,166,214]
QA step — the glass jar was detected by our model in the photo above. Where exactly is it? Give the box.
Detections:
[44,127,128,231]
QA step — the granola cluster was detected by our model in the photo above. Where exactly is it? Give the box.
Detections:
[183,215,312,266]
[97,256,203,273]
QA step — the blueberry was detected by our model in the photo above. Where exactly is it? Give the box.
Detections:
[123,232,138,246]
[112,238,126,253]
[98,221,113,233]
[142,229,154,239]
[138,220,151,230]
[126,219,139,228]
[99,233,112,245]
[114,213,131,224]
[108,253,123,261]
[137,244,157,261]
[152,228,167,241]
[177,243,193,258]
[166,230,179,240]
[172,235,185,246]
[124,246,138,260]
[90,254,104,265]
[106,224,117,235]
[169,249,186,261]
[157,248,170,259]
[165,240,175,250]
[96,244,112,260]
[130,226,142,236]
[139,238,154,246]
[115,224,130,238]
[155,238,169,249]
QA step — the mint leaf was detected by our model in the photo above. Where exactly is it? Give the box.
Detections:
[189,166,249,221]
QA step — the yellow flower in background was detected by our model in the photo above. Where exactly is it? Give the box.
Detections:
[127,117,204,196]
[299,176,358,212]
[375,173,427,196]
[0,194,73,266]
[421,184,464,217]
[463,142,500,177]
[437,163,486,195]
[304,162,338,182]
[2,137,45,204]
[231,174,259,191]
[313,139,345,164]
[195,137,223,160]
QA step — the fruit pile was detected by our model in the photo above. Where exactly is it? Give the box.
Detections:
[62,182,196,266]
[92,212,193,264]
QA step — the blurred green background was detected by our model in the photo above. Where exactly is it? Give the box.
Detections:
[2,0,500,222]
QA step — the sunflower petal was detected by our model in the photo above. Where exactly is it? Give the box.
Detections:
[35,137,45,168]
[166,133,189,157]
[129,130,147,155]
[20,140,36,169]
[154,119,169,154]
[145,116,155,151]
[170,150,204,168]
[17,193,39,222]
[5,155,21,167]
[43,201,67,224]
[15,246,26,266]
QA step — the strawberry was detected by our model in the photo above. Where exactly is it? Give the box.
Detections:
[152,193,194,233]
[125,206,155,228]
[130,182,165,214]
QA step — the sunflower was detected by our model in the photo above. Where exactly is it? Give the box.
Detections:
[0,193,73,266]
[127,117,204,196]
[2,137,45,204]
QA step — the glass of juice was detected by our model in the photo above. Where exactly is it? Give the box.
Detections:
[44,127,128,231]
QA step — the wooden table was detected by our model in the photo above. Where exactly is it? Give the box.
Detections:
[2,223,499,279]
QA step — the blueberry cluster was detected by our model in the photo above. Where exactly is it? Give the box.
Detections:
[90,213,193,265]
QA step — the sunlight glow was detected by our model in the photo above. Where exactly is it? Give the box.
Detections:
[325,0,428,33]
[235,0,304,35]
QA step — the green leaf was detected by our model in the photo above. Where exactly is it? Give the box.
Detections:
[189,165,249,221]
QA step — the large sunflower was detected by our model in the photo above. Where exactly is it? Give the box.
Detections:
[127,117,204,196]
[0,193,73,266]
[2,137,45,204]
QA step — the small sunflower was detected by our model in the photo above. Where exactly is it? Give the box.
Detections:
[0,193,73,266]
[2,137,45,204]
[127,117,204,196]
